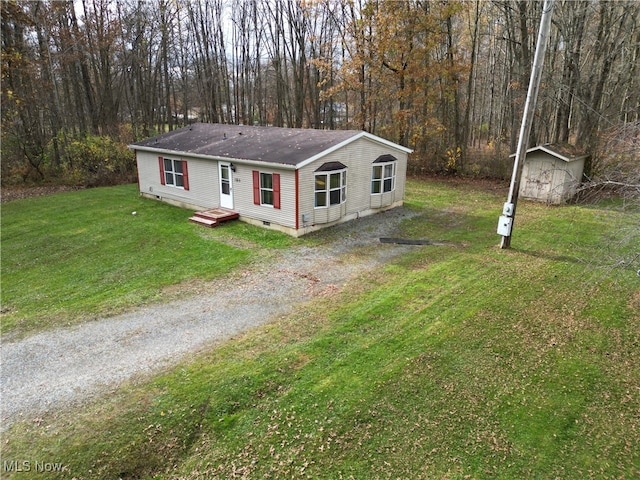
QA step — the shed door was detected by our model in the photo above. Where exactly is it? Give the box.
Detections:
[219,162,234,209]
[523,159,553,200]
[536,159,554,199]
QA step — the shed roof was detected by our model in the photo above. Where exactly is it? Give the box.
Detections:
[130,123,411,168]
[510,143,589,162]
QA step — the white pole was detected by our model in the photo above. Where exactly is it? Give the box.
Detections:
[499,0,556,249]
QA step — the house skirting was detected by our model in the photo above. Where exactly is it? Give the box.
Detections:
[140,191,207,212]
[142,190,403,238]
[240,200,404,238]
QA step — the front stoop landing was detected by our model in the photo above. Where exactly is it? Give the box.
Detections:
[189,208,239,228]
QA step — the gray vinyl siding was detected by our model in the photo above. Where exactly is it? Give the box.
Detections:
[232,165,297,228]
[136,134,407,233]
[298,137,408,226]
[136,151,218,209]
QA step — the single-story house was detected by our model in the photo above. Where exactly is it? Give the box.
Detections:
[129,123,412,236]
[515,144,588,204]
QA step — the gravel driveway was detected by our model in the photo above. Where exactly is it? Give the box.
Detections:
[1,208,420,432]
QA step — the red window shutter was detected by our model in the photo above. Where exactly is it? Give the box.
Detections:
[252,170,260,205]
[159,156,165,185]
[273,173,281,209]
[182,160,189,190]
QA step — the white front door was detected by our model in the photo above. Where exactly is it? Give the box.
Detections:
[219,162,234,209]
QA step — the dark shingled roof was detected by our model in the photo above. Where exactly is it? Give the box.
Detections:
[373,154,398,163]
[315,161,347,172]
[131,123,363,167]
[510,143,589,162]
[540,143,588,159]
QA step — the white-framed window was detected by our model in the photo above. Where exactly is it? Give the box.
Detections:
[371,159,396,194]
[260,172,274,206]
[252,170,281,209]
[160,157,189,190]
[315,169,346,208]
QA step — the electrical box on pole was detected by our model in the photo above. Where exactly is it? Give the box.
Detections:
[502,203,514,216]
[498,0,555,249]
[497,216,513,237]
[497,202,515,236]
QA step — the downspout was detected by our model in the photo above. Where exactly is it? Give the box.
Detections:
[295,169,300,231]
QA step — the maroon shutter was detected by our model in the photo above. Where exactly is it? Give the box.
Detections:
[182,160,189,190]
[159,157,165,185]
[253,170,260,205]
[273,173,281,209]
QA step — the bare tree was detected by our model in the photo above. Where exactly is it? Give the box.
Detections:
[2,0,639,187]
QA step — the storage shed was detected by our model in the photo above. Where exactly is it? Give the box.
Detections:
[516,144,588,204]
[129,123,412,236]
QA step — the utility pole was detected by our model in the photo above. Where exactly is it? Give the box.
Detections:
[498,0,555,249]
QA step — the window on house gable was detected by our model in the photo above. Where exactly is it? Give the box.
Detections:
[371,155,396,194]
[315,162,347,208]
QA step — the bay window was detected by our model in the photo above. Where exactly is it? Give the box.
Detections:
[315,163,347,208]
[371,155,396,194]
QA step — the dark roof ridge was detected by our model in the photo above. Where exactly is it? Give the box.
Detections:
[131,123,366,167]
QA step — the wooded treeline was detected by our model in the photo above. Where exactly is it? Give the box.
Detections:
[2,0,639,187]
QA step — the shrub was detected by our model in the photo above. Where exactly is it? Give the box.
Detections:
[52,132,137,187]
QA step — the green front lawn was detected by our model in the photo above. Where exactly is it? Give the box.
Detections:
[2,179,639,479]
[0,184,292,337]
